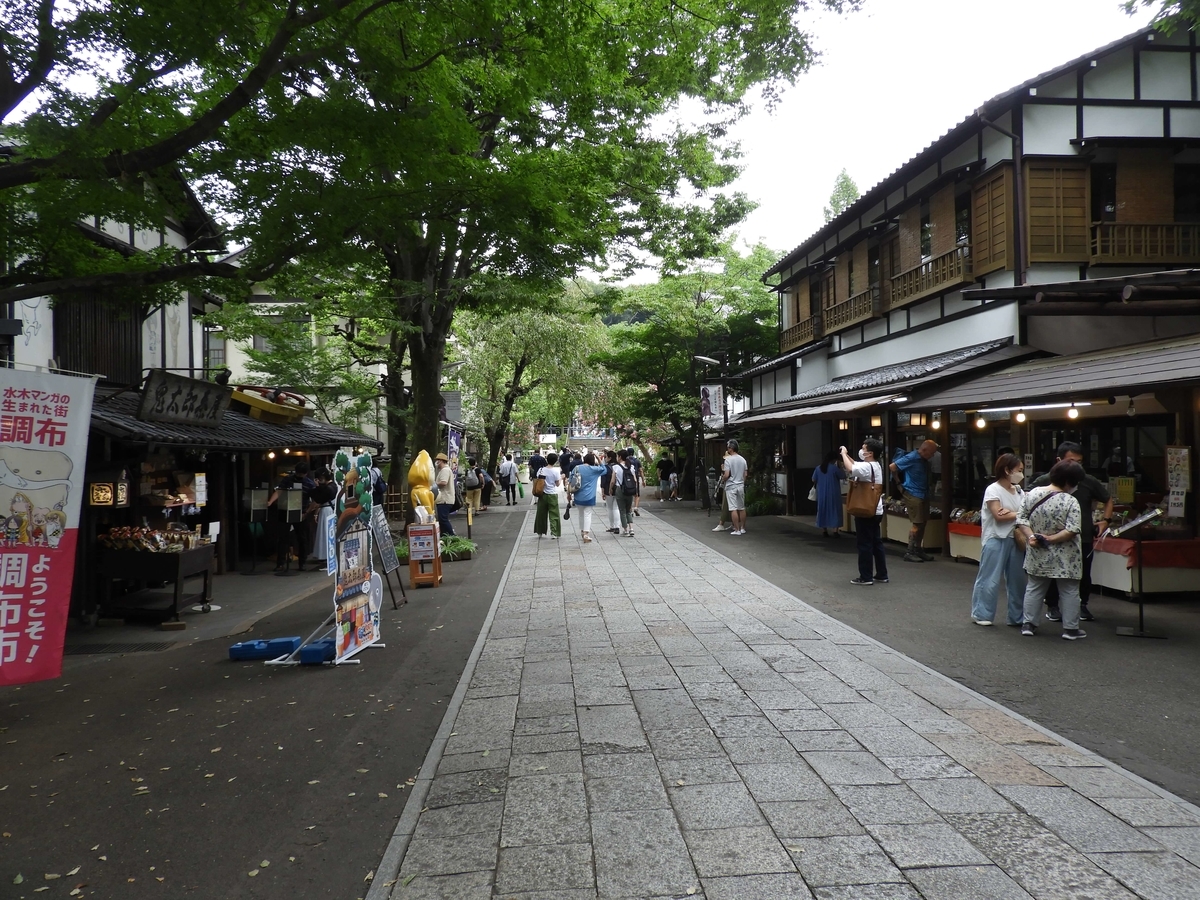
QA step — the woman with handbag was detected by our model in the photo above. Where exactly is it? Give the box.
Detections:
[840,438,888,586]
[533,452,562,539]
[812,451,846,537]
[969,453,1027,626]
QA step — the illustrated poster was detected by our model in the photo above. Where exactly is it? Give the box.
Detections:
[331,449,380,662]
[371,505,400,575]
[0,370,97,686]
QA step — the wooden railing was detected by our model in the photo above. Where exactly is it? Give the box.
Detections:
[889,244,972,309]
[824,286,878,332]
[780,317,817,351]
[1091,223,1200,263]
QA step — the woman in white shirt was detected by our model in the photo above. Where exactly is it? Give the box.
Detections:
[969,453,1027,626]
[533,451,562,539]
[839,437,888,586]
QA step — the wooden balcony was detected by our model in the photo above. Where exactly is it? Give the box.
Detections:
[780,317,817,351]
[1091,223,1200,264]
[823,286,878,333]
[888,244,973,310]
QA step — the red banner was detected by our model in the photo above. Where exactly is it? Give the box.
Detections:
[0,370,96,686]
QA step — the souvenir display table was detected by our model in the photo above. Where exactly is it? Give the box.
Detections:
[1092,536,1200,595]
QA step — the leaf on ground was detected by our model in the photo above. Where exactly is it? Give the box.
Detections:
[12,874,23,884]
[481,750,489,757]
[676,780,685,786]
[247,869,258,877]
[210,748,221,753]
[307,780,319,785]
[33,888,48,893]
[288,857,295,862]
[356,768,368,773]
[98,856,106,861]
[260,860,269,868]
[65,867,79,876]
[343,714,354,718]
[402,874,416,886]
[89,846,98,851]
[44,873,60,880]
[378,792,388,798]
[364,870,374,882]
[204,774,214,778]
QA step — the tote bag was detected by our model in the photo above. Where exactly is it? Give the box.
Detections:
[846,463,883,518]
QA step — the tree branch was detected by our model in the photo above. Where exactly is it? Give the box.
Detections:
[0,260,241,305]
[0,0,58,121]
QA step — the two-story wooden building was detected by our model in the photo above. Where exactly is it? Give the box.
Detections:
[743,25,1200,558]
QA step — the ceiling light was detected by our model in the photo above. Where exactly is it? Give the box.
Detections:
[1067,404,1079,420]
[975,416,987,429]
[1126,400,1136,418]
[870,416,882,428]
[1015,411,1026,423]
[931,419,941,430]
[267,451,276,459]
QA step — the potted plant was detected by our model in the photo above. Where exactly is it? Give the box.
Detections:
[440,535,478,562]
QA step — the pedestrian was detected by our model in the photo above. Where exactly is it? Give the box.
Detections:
[305,467,337,570]
[610,449,637,536]
[433,452,457,537]
[889,439,939,563]
[655,452,674,501]
[464,457,484,512]
[970,453,1027,626]
[499,454,519,505]
[267,461,315,574]
[603,449,621,533]
[571,452,608,543]
[718,439,748,535]
[1032,441,1112,623]
[480,466,494,510]
[527,448,547,505]
[1017,460,1086,640]
[627,448,644,516]
[669,470,679,501]
[841,438,888,585]
[812,450,846,537]
[533,451,562,539]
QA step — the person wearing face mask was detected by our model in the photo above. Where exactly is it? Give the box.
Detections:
[969,454,1027,626]
[840,438,888,585]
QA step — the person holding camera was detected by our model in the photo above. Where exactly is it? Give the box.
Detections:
[1016,460,1086,640]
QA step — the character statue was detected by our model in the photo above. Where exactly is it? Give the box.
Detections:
[408,450,436,518]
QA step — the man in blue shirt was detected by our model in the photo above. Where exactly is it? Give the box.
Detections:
[889,439,939,563]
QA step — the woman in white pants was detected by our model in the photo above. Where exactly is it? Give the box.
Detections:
[571,452,609,542]
[603,449,621,533]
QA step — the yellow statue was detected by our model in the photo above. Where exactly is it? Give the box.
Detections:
[408,450,437,517]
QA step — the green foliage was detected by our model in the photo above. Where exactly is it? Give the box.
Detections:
[745,483,784,517]
[1124,0,1200,31]
[822,169,860,223]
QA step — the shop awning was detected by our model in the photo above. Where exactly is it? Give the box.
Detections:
[905,333,1200,411]
[736,394,900,426]
[91,390,383,451]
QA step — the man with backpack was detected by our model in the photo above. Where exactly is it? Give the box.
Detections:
[498,454,519,505]
[463,457,485,512]
[626,447,644,516]
[369,462,388,510]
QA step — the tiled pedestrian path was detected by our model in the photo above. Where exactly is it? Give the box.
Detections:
[381,512,1200,900]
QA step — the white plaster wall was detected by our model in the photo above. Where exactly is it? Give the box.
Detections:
[982,111,1014,168]
[1083,46,1135,99]
[1026,264,1084,284]
[1083,105,1163,137]
[1141,51,1192,101]
[12,295,54,369]
[941,137,979,172]
[907,298,942,328]
[1171,107,1200,138]
[795,351,829,393]
[1037,72,1078,99]
[1022,105,1079,156]
[1028,315,1200,355]
[907,164,939,195]
[863,318,888,343]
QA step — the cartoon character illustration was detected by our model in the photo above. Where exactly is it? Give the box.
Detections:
[9,492,32,544]
[19,297,43,346]
[44,511,66,549]
[408,450,436,517]
[0,448,74,536]
[29,506,50,546]
[332,450,373,540]
[3,514,20,546]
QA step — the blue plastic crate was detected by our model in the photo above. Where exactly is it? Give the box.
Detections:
[228,636,302,661]
[299,638,336,665]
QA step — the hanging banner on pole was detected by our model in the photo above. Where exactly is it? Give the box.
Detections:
[701,384,724,424]
[0,369,97,686]
[447,427,463,467]
[331,449,380,663]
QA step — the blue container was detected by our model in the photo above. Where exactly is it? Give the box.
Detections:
[299,638,336,665]
[228,636,302,661]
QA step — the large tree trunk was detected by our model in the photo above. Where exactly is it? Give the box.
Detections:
[407,333,446,458]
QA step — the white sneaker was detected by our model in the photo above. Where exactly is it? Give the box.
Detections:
[712,524,729,532]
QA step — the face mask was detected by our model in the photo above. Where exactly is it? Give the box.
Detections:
[1010,471,1024,484]
[858,449,867,461]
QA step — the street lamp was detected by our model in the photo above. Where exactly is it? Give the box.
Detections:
[693,354,730,510]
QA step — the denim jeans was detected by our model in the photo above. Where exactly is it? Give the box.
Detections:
[854,515,887,581]
[435,503,456,537]
[970,536,1027,624]
[1023,574,1082,630]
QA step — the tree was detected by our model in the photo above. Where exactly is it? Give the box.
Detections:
[594,240,780,498]
[822,169,860,223]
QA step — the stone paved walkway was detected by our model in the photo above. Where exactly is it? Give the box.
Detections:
[383,512,1200,900]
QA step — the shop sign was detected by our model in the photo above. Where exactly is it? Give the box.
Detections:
[371,506,400,575]
[701,384,724,424]
[0,369,97,686]
[138,369,232,427]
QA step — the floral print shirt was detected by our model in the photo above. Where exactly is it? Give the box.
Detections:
[1017,486,1082,579]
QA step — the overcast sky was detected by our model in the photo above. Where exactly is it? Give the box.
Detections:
[721,0,1157,260]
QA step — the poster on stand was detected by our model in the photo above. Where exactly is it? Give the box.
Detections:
[331,449,381,662]
[0,369,97,686]
[371,505,400,575]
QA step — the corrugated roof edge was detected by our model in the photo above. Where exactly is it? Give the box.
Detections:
[761,23,1158,281]
[731,339,831,379]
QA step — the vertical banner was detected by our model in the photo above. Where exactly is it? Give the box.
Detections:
[331,449,380,663]
[447,428,462,468]
[0,370,97,686]
[701,384,724,424]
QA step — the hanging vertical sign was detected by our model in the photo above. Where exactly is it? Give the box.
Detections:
[0,370,97,686]
[447,427,463,468]
[701,384,724,424]
[331,449,380,663]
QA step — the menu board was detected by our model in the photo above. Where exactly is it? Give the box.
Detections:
[1166,446,1190,518]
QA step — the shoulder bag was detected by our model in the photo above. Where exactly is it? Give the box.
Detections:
[846,463,884,518]
[532,468,546,497]
[1013,491,1055,551]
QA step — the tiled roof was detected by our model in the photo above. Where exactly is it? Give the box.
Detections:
[91,390,382,451]
[783,338,1015,404]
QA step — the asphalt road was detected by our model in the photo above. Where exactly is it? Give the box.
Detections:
[0,508,526,900]
[657,503,1200,806]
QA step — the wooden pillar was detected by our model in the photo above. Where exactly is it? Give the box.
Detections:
[939,410,952,557]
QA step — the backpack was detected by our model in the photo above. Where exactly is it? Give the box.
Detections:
[370,467,387,506]
[621,464,637,496]
[464,467,480,489]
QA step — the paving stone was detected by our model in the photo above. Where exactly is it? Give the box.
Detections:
[878,754,971,780]
[720,735,801,764]
[426,768,508,808]
[831,784,942,825]
[820,702,903,730]
[782,730,864,753]
[512,731,582,755]
[683,826,796,877]
[1041,765,1160,800]
[403,830,500,875]
[866,822,992,868]
[746,690,819,710]
[811,886,920,900]
[574,685,633,706]
[1087,851,1200,900]
[646,727,726,759]
[495,843,595,894]
[675,665,735,684]
[764,708,840,731]
[948,707,1059,746]
[998,785,1165,853]
[846,727,942,758]
[391,870,494,900]
[904,865,1034,899]
[696,697,763,719]
[707,715,780,738]
[1011,744,1107,768]
[802,752,902,786]
[521,683,576,704]
[670,780,766,829]
[929,733,1064,786]
[702,873,814,899]
[761,799,864,837]
[578,704,649,754]
[624,673,683,690]
[510,750,584,777]
[736,761,835,802]
[514,714,579,737]
[1141,826,1200,866]
[518,698,578,719]
[493,890,597,900]
[591,808,698,898]
[1097,798,1200,828]
[523,659,575,685]
[907,776,1016,813]
[659,756,740,785]
[946,812,1141,900]
[501,774,590,847]
[582,752,659,778]
[437,748,511,776]
[587,774,670,812]
[444,729,517,755]
[784,834,906,886]
[413,800,505,840]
